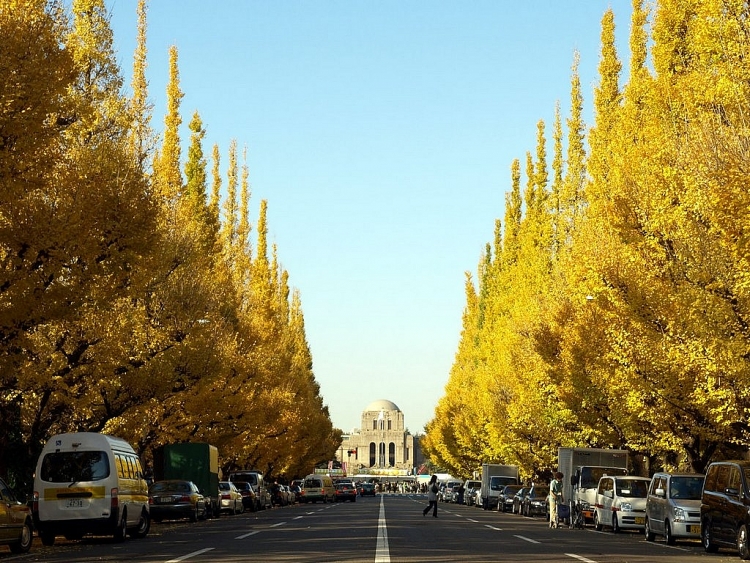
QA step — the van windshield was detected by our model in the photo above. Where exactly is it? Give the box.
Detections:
[304,479,322,488]
[615,479,648,498]
[580,467,628,489]
[40,451,110,483]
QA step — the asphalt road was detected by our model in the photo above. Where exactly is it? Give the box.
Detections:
[3,494,745,562]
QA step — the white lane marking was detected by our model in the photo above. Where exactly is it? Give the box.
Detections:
[294,515,304,520]
[485,524,503,530]
[235,530,260,540]
[565,554,599,563]
[467,518,478,523]
[165,548,214,562]
[514,534,541,544]
[269,522,286,527]
[374,494,390,563]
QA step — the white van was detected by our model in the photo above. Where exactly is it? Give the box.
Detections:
[33,432,150,545]
[299,474,335,503]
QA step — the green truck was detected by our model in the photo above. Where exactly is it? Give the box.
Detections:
[153,443,221,518]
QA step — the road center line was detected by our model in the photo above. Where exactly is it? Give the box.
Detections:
[165,547,214,562]
[374,494,390,563]
[466,518,478,522]
[514,534,541,544]
[269,522,286,528]
[235,530,260,540]
[485,524,503,530]
[565,554,599,563]
[293,515,304,520]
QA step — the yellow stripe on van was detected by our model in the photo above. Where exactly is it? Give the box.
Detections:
[44,486,107,500]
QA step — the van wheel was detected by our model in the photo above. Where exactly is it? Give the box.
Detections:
[644,517,655,541]
[612,514,620,533]
[40,530,55,546]
[113,510,128,542]
[594,511,603,531]
[9,520,32,553]
[132,508,150,538]
[738,524,750,560]
[703,519,718,553]
[664,521,675,545]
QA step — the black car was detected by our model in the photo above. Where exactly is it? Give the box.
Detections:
[0,477,32,553]
[512,487,529,515]
[498,484,524,513]
[359,482,376,496]
[701,460,750,558]
[233,481,260,511]
[148,480,207,522]
[334,483,357,502]
[521,485,549,517]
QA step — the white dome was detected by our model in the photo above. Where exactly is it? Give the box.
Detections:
[364,399,401,413]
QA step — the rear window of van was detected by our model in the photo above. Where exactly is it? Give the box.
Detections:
[40,451,110,482]
[305,478,322,488]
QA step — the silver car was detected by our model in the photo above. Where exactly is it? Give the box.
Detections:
[645,472,704,544]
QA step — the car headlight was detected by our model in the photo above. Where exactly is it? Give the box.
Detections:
[620,502,632,512]
[673,507,685,522]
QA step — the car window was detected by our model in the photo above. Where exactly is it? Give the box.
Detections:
[650,476,664,494]
[715,465,730,492]
[40,451,110,482]
[0,479,15,503]
[670,476,704,500]
[616,479,648,498]
[729,466,742,493]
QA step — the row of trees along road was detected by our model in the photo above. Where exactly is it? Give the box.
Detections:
[424,0,750,481]
[0,0,341,493]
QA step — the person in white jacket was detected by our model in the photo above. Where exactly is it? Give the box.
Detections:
[423,475,439,518]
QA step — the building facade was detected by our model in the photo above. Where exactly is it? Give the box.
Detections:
[337,399,421,476]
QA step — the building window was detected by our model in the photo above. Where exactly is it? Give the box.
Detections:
[389,443,395,467]
[387,419,391,430]
[379,442,386,467]
[406,447,409,460]
[373,419,377,430]
[369,443,376,467]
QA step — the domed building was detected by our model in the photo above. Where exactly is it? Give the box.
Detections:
[336,399,421,476]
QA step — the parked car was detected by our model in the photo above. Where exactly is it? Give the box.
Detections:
[289,483,302,503]
[219,481,244,514]
[701,460,750,558]
[594,475,650,533]
[438,481,460,502]
[148,480,207,523]
[334,482,357,502]
[512,487,530,515]
[645,472,704,544]
[359,482,376,496]
[498,484,524,513]
[464,480,481,506]
[448,485,462,503]
[271,483,293,506]
[0,477,33,553]
[233,481,260,512]
[522,485,549,517]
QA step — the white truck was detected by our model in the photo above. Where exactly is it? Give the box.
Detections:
[480,463,519,510]
[558,447,629,523]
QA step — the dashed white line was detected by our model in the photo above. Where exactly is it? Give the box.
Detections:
[293,515,304,520]
[514,534,541,544]
[565,554,599,563]
[466,518,478,523]
[165,548,214,562]
[235,530,260,540]
[485,524,503,530]
[269,522,286,528]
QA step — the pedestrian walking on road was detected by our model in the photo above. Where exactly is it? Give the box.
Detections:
[423,475,439,518]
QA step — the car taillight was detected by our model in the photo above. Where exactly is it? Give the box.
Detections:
[32,491,39,514]
[181,495,191,502]
[111,487,119,510]
[221,493,230,499]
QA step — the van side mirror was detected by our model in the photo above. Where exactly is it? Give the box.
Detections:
[654,488,666,498]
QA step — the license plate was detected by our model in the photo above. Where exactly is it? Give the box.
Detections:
[689,525,701,534]
[635,517,645,525]
[64,499,85,509]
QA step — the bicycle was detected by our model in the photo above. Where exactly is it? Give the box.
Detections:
[569,500,585,529]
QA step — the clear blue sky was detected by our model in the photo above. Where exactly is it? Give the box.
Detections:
[107,0,633,435]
